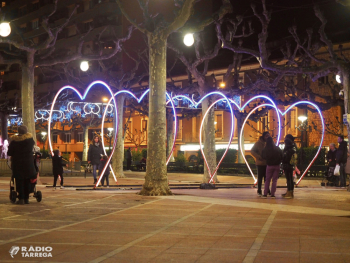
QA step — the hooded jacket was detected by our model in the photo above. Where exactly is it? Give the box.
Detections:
[282,140,297,168]
[251,138,266,165]
[7,133,37,179]
[336,140,348,164]
[52,155,65,175]
[262,145,283,166]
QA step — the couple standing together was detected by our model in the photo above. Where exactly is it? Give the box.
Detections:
[251,132,298,199]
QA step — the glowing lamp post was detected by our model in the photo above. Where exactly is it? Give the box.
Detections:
[107,128,114,155]
[0,22,11,37]
[297,115,309,170]
[41,131,47,152]
[80,61,89,72]
[336,74,342,84]
[183,33,194,46]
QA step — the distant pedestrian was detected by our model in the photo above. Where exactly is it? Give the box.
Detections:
[336,135,348,188]
[52,150,66,190]
[251,131,270,196]
[88,136,104,184]
[327,143,337,185]
[261,137,283,198]
[99,155,110,187]
[126,147,132,171]
[282,134,299,199]
[7,125,37,205]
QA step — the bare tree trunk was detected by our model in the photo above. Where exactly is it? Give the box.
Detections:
[237,115,245,164]
[112,94,126,178]
[166,112,175,162]
[342,67,350,141]
[0,112,8,142]
[21,53,36,140]
[139,35,172,196]
[201,96,218,183]
[82,127,89,161]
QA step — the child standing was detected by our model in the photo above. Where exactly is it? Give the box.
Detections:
[98,155,111,187]
[52,150,65,190]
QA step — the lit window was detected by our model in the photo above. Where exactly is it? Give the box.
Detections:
[65,133,71,143]
[53,134,58,144]
[77,132,83,143]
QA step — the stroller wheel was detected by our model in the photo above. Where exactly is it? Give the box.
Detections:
[10,190,17,203]
[35,191,42,202]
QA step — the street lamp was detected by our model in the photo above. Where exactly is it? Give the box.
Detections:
[336,74,342,84]
[0,22,11,37]
[80,61,89,71]
[183,33,194,46]
[41,131,47,153]
[107,128,113,155]
[298,115,308,123]
[296,115,310,171]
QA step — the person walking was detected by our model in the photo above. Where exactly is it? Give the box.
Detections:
[52,150,66,190]
[99,155,111,187]
[336,135,348,188]
[326,143,337,185]
[88,136,104,184]
[282,135,298,199]
[251,131,270,196]
[7,125,37,205]
[261,137,283,198]
[126,147,132,171]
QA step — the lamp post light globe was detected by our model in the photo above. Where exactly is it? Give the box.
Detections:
[107,127,114,132]
[298,115,308,123]
[183,33,194,47]
[0,22,11,37]
[336,74,342,84]
[41,131,47,136]
[80,61,89,72]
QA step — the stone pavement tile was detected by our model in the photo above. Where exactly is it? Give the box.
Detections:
[164,246,207,255]
[136,234,186,248]
[190,226,231,236]
[41,244,119,262]
[300,252,347,263]
[89,232,146,246]
[151,252,202,263]
[254,251,299,263]
[260,237,300,251]
[265,228,300,239]
[211,236,255,250]
[0,219,73,230]
[0,229,39,241]
[196,249,248,263]
[271,219,300,228]
[59,221,103,231]
[173,235,220,249]
[225,227,261,237]
[100,245,167,263]
[20,230,104,244]
[300,238,341,253]
[334,238,350,253]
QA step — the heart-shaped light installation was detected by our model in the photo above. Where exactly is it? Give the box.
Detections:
[240,101,324,186]
[99,90,178,188]
[278,101,325,185]
[47,81,118,186]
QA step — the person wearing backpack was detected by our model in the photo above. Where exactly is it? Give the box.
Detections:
[261,137,283,198]
[282,134,299,199]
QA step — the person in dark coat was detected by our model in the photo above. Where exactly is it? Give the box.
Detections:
[261,137,283,198]
[251,131,271,196]
[7,125,37,205]
[98,155,111,187]
[88,135,104,184]
[282,135,299,199]
[52,150,66,190]
[336,135,348,187]
[126,147,132,171]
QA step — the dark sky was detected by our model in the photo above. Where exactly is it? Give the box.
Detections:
[167,0,350,77]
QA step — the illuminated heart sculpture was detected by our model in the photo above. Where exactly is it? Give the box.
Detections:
[171,92,235,184]
[48,81,118,186]
[102,90,178,169]
[240,100,324,186]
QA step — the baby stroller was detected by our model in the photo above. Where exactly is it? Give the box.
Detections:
[321,166,337,186]
[8,152,43,203]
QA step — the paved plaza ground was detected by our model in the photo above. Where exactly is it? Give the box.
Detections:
[0,172,349,263]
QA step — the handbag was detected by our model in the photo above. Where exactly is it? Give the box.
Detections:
[334,164,340,176]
